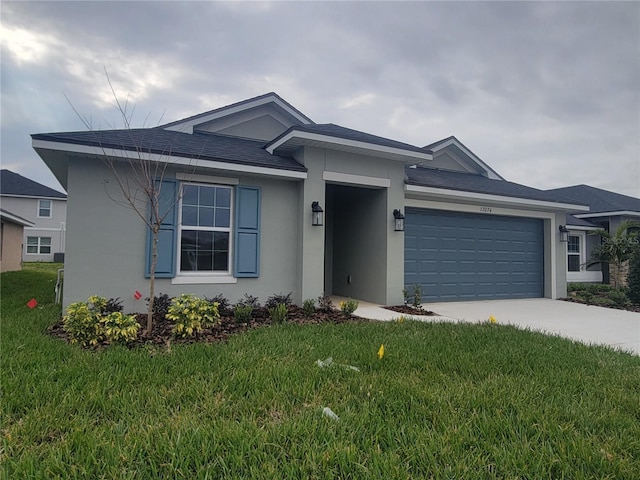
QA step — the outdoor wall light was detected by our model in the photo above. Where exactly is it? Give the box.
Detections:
[393,209,405,232]
[311,201,324,226]
[559,225,569,242]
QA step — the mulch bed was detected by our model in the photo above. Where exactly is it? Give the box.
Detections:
[383,305,438,316]
[48,306,363,349]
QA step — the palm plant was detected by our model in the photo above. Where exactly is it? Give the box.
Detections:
[587,220,640,289]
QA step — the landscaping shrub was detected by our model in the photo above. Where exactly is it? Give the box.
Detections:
[62,299,105,347]
[104,297,124,314]
[148,293,173,317]
[206,293,231,315]
[302,298,316,317]
[317,294,334,312]
[166,294,220,338]
[265,292,292,309]
[237,293,260,309]
[268,303,288,324]
[234,304,253,324]
[628,248,640,304]
[102,311,139,344]
[339,298,359,317]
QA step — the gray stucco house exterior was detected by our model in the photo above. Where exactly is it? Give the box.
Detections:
[32,93,587,311]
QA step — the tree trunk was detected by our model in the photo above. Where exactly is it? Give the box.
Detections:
[146,229,158,335]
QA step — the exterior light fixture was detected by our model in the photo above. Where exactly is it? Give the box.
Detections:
[559,225,569,242]
[311,201,324,226]
[393,209,405,232]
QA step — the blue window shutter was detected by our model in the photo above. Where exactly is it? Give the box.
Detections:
[145,179,178,278]
[234,186,261,277]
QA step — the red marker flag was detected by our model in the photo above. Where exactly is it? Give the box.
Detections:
[134,290,142,300]
[27,298,38,309]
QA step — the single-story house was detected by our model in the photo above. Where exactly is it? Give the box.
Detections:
[0,169,67,262]
[0,208,34,272]
[32,92,588,311]
[546,185,640,284]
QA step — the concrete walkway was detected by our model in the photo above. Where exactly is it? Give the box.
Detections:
[336,296,640,356]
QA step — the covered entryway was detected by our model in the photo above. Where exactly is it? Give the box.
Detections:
[405,208,544,302]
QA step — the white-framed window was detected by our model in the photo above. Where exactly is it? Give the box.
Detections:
[177,183,232,274]
[38,199,52,218]
[26,236,52,255]
[567,234,582,272]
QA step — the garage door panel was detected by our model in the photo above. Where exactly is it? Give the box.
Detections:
[405,209,543,301]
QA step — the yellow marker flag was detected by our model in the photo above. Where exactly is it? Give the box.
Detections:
[378,344,385,360]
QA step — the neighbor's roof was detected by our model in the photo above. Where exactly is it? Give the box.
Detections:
[406,167,588,207]
[31,129,307,173]
[0,169,66,198]
[546,185,640,214]
[0,208,35,227]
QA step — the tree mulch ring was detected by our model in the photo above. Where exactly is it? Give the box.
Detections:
[383,305,438,316]
[48,305,366,349]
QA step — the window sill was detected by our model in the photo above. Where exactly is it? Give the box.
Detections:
[171,275,237,285]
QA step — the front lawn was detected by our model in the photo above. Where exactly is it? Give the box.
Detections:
[2,270,639,479]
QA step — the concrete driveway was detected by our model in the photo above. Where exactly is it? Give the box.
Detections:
[351,298,640,356]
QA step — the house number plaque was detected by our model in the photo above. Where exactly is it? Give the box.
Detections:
[480,206,493,213]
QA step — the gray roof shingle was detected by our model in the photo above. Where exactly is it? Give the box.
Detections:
[31,129,307,173]
[406,167,585,206]
[546,185,640,214]
[0,169,66,198]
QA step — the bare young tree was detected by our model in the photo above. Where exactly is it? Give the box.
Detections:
[67,71,192,335]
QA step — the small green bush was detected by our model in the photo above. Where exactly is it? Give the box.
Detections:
[63,299,105,347]
[206,294,231,315]
[628,248,640,304]
[607,288,630,307]
[234,304,253,324]
[166,294,220,338]
[102,312,139,344]
[339,298,359,317]
[265,292,292,309]
[317,295,334,312]
[268,303,288,324]
[302,298,316,317]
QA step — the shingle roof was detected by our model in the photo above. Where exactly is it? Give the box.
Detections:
[546,185,640,214]
[0,208,34,226]
[0,170,66,198]
[566,214,598,227]
[405,167,585,205]
[292,124,431,155]
[31,129,307,172]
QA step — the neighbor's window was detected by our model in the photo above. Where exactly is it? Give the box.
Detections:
[178,183,232,273]
[26,236,52,255]
[38,199,52,218]
[567,235,581,272]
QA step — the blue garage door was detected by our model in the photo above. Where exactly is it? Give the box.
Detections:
[405,209,544,302]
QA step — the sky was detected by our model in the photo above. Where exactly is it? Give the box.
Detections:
[1,1,639,197]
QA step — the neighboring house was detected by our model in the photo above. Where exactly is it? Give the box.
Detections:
[547,185,640,284]
[0,209,34,272]
[0,169,67,262]
[32,92,587,311]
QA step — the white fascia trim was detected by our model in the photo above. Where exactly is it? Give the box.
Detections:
[266,130,433,162]
[574,211,640,219]
[323,171,390,188]
[164,96,313,133]
[0,212,34,226]
[24,226,65,232]
[176,172,239,185]
[1,194,66,201]
[32,139,307,180]
[405,184,590,211]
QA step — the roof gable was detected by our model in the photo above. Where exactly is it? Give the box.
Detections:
[161,92,314,138]
[0,169,66,198]
[422,136,503,180]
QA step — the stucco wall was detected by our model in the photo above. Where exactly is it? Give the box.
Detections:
[62,158,301,312]
[0,220,24,272]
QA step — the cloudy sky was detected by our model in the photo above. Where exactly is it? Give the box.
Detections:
[2,1,639,197]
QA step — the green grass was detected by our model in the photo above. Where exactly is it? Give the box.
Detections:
[2,271,640,479]
[22,262,64,275]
